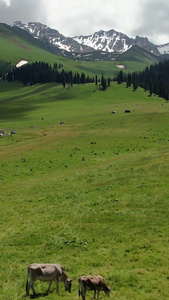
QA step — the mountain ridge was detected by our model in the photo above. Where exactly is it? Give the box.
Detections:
[0,22,162,79]
[12,21,169,57]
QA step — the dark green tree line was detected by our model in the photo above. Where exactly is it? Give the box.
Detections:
[6,61,94,86]
[117,59,169,100]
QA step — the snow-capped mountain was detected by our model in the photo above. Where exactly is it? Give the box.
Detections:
[13,21,93,53]
[12,21,169,57]
[73,30,132,53]
[74,30,161,55]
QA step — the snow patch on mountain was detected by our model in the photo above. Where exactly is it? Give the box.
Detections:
[116,64,125,69]
[73,30,163,55]
[157,43,169,54]
[13,21,93,53]
[15,60,28,68]
[73,30,132,53]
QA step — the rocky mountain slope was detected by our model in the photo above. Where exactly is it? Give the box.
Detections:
[13,21,93,53]
[12,21,169,57]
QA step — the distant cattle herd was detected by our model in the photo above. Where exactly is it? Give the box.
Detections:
[111,109,131,114]
[0,109,131,139]
[26,263,111,299]
[0,130,16,137]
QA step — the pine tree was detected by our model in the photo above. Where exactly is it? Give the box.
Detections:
[149,79,153,96]
[107,77,111,86]
[95,75,98,86]
[118,70,123,84]
[101,73,104,88]
[80,73,85,84]
[126,73,131,87]
[133,81,138,91]
[61,70,65,88]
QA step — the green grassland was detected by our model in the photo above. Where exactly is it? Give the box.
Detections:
[0,81,169,299]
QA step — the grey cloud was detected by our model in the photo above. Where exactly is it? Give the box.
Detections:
[135,0,169,43]
[0,0,169,45]
[0,0,46,25]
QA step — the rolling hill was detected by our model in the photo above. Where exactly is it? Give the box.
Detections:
[116,45,158,63]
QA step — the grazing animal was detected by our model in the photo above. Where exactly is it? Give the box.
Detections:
[0,130,4,137]
[78,275,111,300]
[11,130,16,134]
[124,109,131,113]
[26,263,72,296]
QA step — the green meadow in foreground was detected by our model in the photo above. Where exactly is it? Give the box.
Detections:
[0,81,169,300]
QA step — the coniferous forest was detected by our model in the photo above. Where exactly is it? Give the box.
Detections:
[5,61,112,91]
[5,59,169,100]
[118,59,169,100]
[6,61,94,86]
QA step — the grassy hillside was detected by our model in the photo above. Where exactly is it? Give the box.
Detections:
[115,45,158,74]
[0,23,158,78]
[0,23,71,73]
[0,81,169,299]
[117,45,158,63]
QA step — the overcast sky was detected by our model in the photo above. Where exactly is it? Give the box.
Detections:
[0,0,169,45]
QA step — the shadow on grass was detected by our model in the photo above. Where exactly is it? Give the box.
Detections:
[29,293,48,299]
[23,292,50,299]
